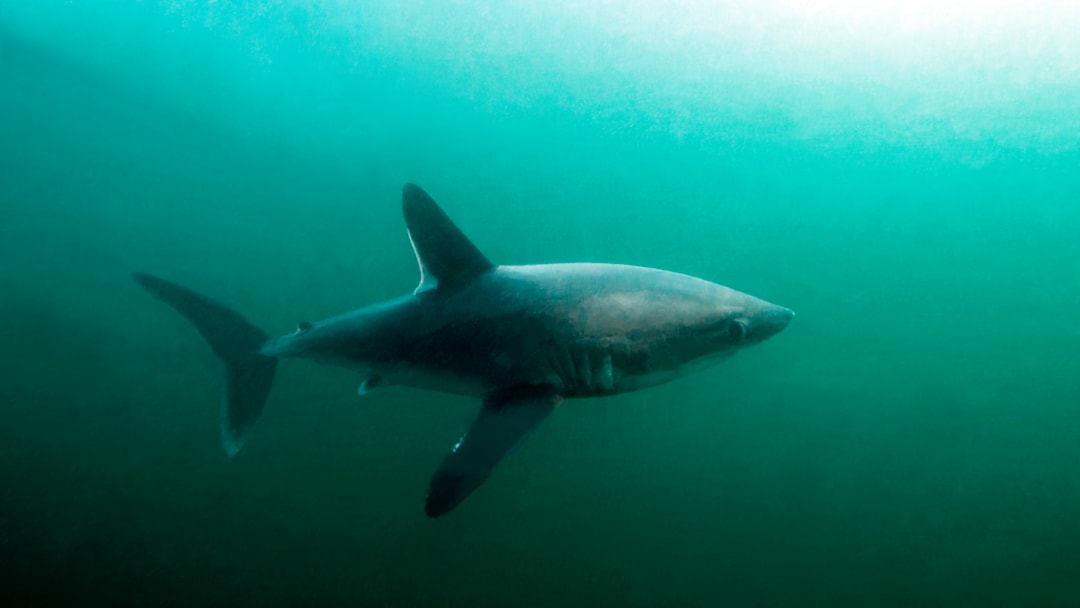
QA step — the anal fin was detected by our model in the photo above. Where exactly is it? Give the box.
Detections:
[357,374,383,396]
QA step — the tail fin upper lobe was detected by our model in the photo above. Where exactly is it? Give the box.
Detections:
[133,272,277,455]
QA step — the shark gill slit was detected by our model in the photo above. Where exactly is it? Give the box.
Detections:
[577,344,593,391]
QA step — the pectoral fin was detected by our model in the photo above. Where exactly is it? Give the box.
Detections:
[425,385,561,518]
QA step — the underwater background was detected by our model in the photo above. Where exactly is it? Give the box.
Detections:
[2,1,1079,605]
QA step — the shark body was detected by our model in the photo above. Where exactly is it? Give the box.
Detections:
[135,183,793,517]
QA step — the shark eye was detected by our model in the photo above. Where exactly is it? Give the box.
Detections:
[728,320,747,341]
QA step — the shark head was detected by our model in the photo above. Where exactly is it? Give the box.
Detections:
[726,293,795,347]
[615,277,793,373]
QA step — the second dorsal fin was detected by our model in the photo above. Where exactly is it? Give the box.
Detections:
[402,183,494,293]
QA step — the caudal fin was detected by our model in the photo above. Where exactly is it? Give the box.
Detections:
[133,272,277,456]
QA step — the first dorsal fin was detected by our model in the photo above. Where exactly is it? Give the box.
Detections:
[402,183,494,293]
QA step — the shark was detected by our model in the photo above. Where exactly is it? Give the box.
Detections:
[134,183,793,517]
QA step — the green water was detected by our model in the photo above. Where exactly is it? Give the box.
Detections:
[2,1,1079,605]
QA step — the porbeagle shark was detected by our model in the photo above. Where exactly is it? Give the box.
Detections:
[134,183,793,517]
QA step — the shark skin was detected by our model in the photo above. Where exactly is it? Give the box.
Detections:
[134,183,794,518]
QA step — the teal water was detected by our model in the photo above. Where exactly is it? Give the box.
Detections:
[2,1,1079,605]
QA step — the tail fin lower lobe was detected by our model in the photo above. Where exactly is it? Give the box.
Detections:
[133,272,277,455]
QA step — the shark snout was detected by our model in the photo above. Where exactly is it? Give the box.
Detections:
[777,306,795,324]
[751,304,794,341]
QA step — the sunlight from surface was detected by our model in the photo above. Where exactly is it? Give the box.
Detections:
[789,0,1063,30]
[3,0,1078,159]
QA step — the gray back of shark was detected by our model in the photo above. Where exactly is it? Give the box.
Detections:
[134,183,793,517]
